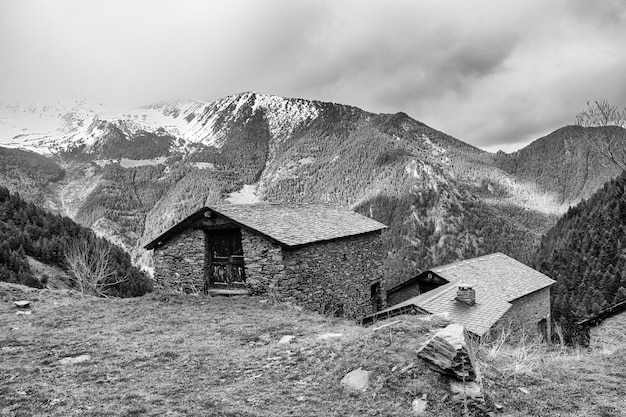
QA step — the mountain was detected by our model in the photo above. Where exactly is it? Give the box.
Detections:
[495,125,624,205]
[0,93,624,288]
[533,174,626,341]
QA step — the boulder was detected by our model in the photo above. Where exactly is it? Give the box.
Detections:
[416,323,479,381]
[278,335,295,345]
[411,394,428,414]
[449,380,483,403]
[340,368,371,391]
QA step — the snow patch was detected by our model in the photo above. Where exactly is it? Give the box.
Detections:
[226,184,260,204]
[192,162,215,170]
[119,157,167,168]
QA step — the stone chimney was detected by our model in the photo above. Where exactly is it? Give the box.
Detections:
[455,284,476,306]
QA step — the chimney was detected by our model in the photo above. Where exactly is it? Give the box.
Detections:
[455,284,476,306]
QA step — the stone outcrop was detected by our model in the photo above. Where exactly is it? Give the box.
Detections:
[417,324,484,406]
[417,323,479,381]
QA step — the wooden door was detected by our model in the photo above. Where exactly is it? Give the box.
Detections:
[205,228,245,288]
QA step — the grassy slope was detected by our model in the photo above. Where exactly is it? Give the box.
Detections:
[1,284,624,417]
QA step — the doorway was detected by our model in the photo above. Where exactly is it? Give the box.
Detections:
[205,228,246,289]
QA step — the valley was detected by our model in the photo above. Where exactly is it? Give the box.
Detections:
[0,93,622,289]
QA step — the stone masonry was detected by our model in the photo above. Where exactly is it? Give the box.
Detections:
[151,220,386,319]
[240,228,285,295]
[280,233,386,319]
[493,287,551,340]
[152,227,205,293]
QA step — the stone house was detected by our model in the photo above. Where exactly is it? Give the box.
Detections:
[363,253,555,339]
[578,300,626,350]
[144,203,387,319]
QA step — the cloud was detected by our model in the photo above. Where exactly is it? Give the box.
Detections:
[1,0,625,151]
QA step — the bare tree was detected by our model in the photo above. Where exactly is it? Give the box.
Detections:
[575,99,626,171]
[65,238,127,297]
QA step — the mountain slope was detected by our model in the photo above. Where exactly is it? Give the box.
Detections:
[1,93,623,289]
[495,125,625,205]
[0,185,151,297]
[533,174,626,341]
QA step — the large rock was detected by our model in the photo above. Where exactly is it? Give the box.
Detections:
[416,323,479,381]
[340,368,371,391]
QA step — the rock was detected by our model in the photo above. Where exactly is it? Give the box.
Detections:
[14,300,30,308]
[450,380,483,403]
[416,323,479,381]
[59,354,91,365]
[341,368,371,391]
[412,394,428,414]
[518,387,530,395]
[278,335,296,345]
[317,333,343,340]
[15,311,32,316]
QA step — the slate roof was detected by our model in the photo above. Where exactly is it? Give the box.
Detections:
[209,203,386,247]
[144,203,387,249]
[365,253,555,336]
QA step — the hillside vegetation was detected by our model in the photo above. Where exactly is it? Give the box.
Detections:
[0,186,151,297]
[533,174,626,342]
[0,146,65,205]
[495,125,625,204]
[1,284,624,417]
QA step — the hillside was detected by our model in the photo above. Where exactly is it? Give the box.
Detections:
[0,93,623,287]
[496,125,625,205]
[533,174,626,341]
[0,186,151,297]
[1,283,624,417]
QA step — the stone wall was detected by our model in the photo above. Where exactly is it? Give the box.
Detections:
[494,287,551,340]
[280,232,386,319]
[590,311,626,352]
[240,228,284,294]
[152,228,205,293]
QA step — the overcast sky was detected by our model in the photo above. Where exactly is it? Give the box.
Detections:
[1,0,625,152]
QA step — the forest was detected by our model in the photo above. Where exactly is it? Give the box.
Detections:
[0,185,151,297]
[533,174,626,341]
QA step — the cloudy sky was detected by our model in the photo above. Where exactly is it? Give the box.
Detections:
[1,0,625,152]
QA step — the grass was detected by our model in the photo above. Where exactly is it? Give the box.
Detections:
[478,328,626,417]
[1,282,624,417]
[0,283,457,417]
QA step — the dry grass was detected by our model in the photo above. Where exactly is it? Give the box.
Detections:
[0,284,460,417]
[2,283,624,417]
[477,327,626,417]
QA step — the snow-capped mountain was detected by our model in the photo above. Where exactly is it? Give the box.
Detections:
[1,92,623,286]
[0,93,328,156]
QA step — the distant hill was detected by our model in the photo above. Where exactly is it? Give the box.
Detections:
[533,174,626,341]
[0,185,151,297]
[495,125,625,204]
[1,93,624,289]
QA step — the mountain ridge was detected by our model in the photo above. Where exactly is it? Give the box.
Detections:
[1,92,624,288]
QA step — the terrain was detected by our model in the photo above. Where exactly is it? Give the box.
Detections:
[0,93,624,287]
[1,282,624,417]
